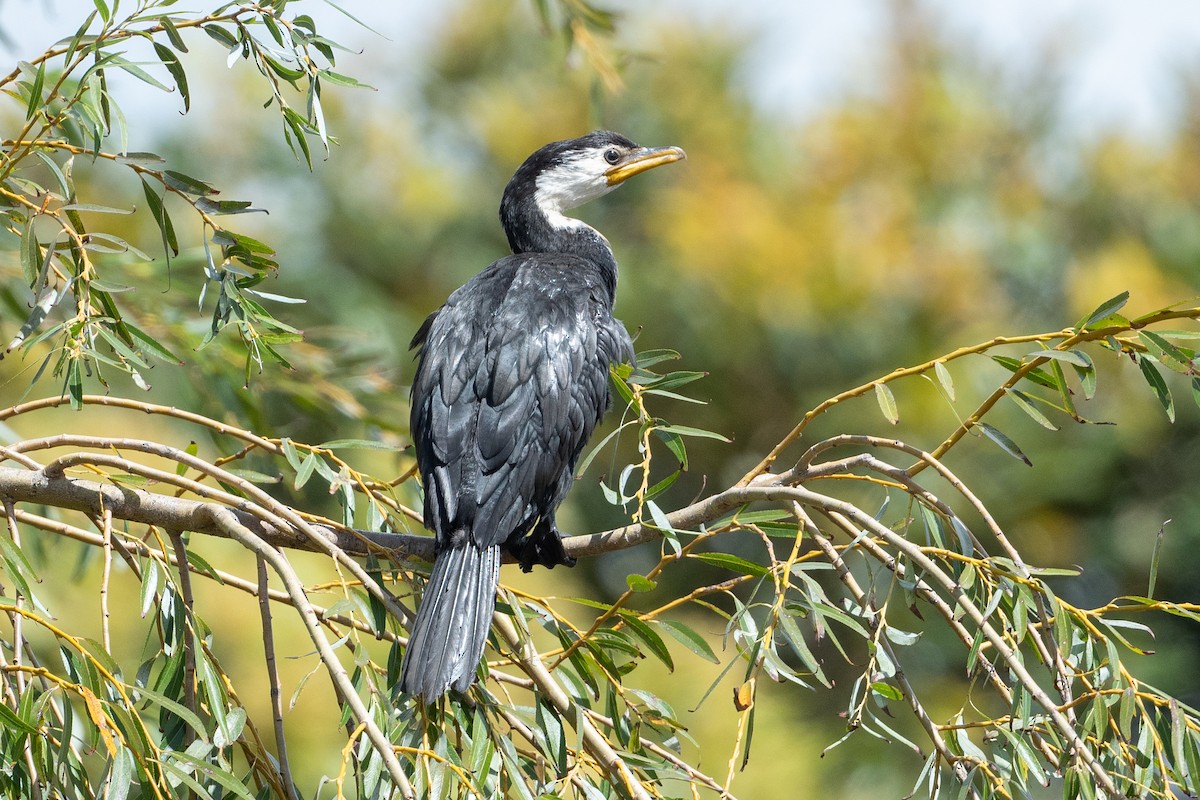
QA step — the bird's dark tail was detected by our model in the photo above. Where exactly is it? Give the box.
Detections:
[399,541,500,701]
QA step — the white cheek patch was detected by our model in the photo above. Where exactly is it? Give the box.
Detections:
[534,150,617,229]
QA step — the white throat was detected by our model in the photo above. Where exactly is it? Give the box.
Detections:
[533,151,618,232]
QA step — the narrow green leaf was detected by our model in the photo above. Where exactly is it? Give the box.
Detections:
[262,52,306,83]
[203,24,238,48]
[114,57,172,92]
[1033,349,1093,369]
[160,15,189,52]
[308,80,329,151]
[689,552,769,577]
[281,106,313,169]
[153,42,190,112]
[174,441,197,477]
[495,732,538,800]
[94,326,148,369]
[139,177,178,257]
[644,471,680,505]
[934,360,955,401]
[317,69,374,89]
[20,217,39,286]
[874,382,899,425]
[658,619,719,663]
[618,613,674,670]
[194,197,263,215]
[1026,565,1083,577]
[654,423,730,442]
[652,427,688,469]
[162,170,216,196]
[0,699,38,734]
[1184,734,1200,795]
[1148,521,1168,600]
[1006,388,1058,430]
[992,355,1058,389]
[67,358,84,409]
[316,438,399,451]
[467,709,490,777]
[32,150,70,198]
[25,59,46,119]
[211,229,273,253]
[636,370,706,391]
[139,559,159,617]
[644,387,707,404]
[261,13,286,46]
[294,452,317,490]
[778,613,829,685]
[245,288,304,304]
[60,202,133,215]
[224,468,280,485]
[1138,357,1174,422]
[870,681,903,701]
[1073,359,1097,401]
[1140,329,1193,374]
[1078,290,1130,330]
[123,321,184,364]
[949,515,975,557]
[115,151,165,166]
[974,421,1032,466]
[635,348,681,368]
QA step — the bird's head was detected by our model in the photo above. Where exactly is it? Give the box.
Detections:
[513,130,687,218]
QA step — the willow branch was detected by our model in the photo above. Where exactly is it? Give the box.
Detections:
[775,485,1115,793]
[736,330,1072,484]
[167,530,198,752]
[0,465,429,556]
[0,503,402,647]
[0,461,741,564]
[492,613,652,800]
[198,505,414,799]
[257,556,298,800]
[798,504,979,791]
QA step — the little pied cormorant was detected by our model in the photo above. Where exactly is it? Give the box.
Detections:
[399,131,686,700]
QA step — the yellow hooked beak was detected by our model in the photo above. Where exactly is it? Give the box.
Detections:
[605,145,687,186]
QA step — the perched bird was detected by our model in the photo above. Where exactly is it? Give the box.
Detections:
[400,131,686,700]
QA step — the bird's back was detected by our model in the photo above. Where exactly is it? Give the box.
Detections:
[410,253,633,554]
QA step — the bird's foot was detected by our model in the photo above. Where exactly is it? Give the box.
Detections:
[509,524,576,572]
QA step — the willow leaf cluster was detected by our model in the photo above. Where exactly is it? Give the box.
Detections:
[0,1,367,400]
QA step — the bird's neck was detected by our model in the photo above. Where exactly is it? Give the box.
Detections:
[500,193,619,301]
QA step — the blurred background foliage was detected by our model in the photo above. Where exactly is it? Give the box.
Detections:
[2,0,1200,795]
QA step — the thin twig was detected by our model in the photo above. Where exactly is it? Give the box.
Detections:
[492,613,652,800]
[25,437,415,626]
[774,484,1115,794]
[167,530,198,749]
[100,508,113,653]
[199,506,415,799]
[257,556,298,800]
[2,498,42,800]
[799,503,980,794]
[2,499,27,695]
[0,503,403,644]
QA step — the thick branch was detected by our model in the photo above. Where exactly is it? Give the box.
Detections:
[0,464,735,563]
[0,465,431,558]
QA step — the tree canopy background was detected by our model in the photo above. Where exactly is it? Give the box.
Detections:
[1,1,1199,797]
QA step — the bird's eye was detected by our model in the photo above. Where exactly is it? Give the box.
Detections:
[603,148,621,165]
